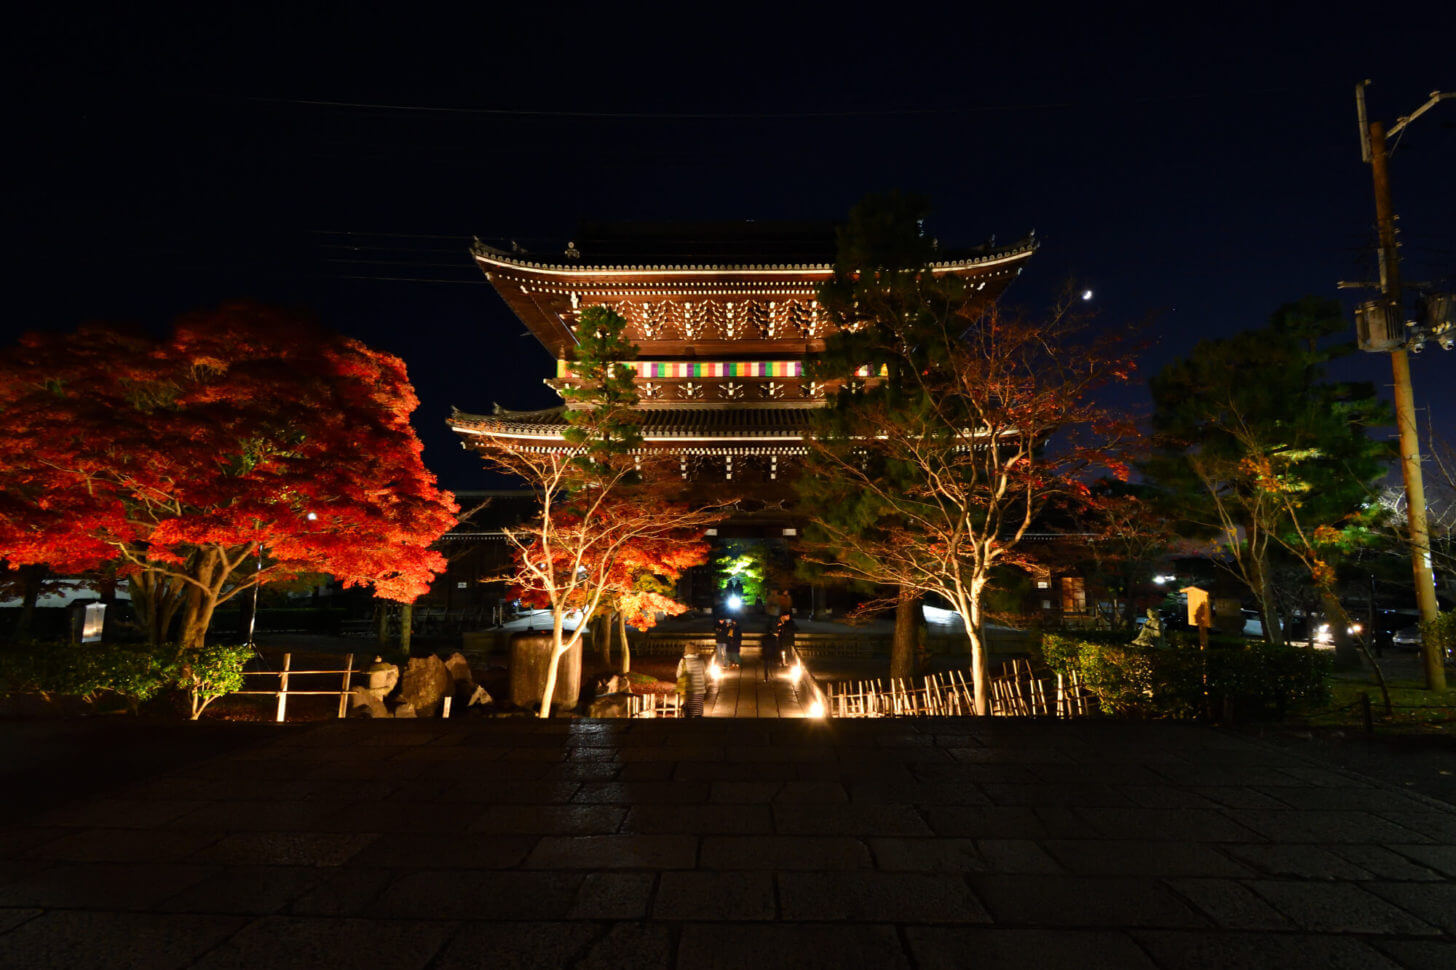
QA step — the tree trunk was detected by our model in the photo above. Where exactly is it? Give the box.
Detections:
[598,611,614,665]
[1320,588,1360,671]
[178,597,218,650]
[964,580,990,715]
[538,609,567,718]
[11,564,45,643]
[176,552,223,650]
[890,585,918,681]
[130,573,160,647]
[1320,589,1392,711]
[1256,553,1285,646]
[97,575,117,642]
[617,610,631,673]
[961,618,990,716]
[400,601,413,654]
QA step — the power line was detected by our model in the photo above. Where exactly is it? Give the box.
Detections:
[243,86,1313,122]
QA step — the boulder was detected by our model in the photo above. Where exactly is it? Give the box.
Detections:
[443,651,475,688]
[393,701,417,718]
[348,685,390,718]
[586,692,631,718]
[465,685,492,707]
[398,655,453,717]
[591,673,623,697]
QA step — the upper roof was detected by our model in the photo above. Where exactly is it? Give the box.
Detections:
[471,222,1037,277]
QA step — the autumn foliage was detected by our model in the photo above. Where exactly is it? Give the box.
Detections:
[0,303,457,648]
[471,306,726,715]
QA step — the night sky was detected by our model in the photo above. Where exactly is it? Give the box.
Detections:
[11,5,1454,492]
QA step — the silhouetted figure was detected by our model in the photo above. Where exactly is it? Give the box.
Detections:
[713,617,730,668]
[762,618,781,676]
[776,612,798,669]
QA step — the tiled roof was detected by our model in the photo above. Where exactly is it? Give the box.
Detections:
[470,236,1038,277]
[450,405,818,440]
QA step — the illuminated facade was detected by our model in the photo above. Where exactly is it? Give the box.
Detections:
[450,222,1035,533]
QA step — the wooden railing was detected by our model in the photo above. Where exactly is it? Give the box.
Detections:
[232,652,358,722]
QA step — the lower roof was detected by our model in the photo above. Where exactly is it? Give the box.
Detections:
[450,404,817,447]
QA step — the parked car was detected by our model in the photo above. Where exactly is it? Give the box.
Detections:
[1391,625,1422,651]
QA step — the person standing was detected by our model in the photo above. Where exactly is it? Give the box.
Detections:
[776,611,798,669]
[713,617,730,669]
[726,618,742,668]
[762,617,781,676]
[676,644,707,717]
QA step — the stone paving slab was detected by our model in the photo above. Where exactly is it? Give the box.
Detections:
[1,718,1453,967]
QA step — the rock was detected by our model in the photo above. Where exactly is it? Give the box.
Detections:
[393,701,417,718]
[348,685,390,718]
[466,685,492,707]
[591,673,623,697]
[443,652,474,688]
[587,692,631,718]
[398,655,454,716]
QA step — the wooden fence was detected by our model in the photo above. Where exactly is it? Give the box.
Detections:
[233,652,358,722]
[826,660,1092,718]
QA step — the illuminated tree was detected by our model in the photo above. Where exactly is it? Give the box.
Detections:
[1145,298,1392,663]
[478,306,725,716]
[713,541,768,605]
[532,529,709,675]
[0,303,457,649]
[802,194,1137,707]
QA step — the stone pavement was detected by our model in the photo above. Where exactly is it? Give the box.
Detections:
[1,718,1453,969]
[703,647,807,718]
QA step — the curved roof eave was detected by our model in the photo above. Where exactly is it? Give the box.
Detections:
[470,238,1038,280]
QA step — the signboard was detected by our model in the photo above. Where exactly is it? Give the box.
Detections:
[1181,586,1211,629]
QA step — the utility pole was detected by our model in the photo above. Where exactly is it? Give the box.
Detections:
[1353,82,1453,691]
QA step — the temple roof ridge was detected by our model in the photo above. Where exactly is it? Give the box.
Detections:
[469,233,1038,276]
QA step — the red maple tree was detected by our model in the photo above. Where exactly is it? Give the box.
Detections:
[512,509,711,673]
[0,303,457,649]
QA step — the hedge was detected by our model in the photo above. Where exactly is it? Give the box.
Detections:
[0,641,252,717]
[1041,632,1330,720]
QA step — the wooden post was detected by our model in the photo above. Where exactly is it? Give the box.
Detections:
[337,652,354,719]
[275,652,291,723]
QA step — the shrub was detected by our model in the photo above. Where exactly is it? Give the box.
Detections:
[0,641,172,713]
[1040,632,1330,720]
[0,640,253,717]
[1421,612,1455,663]
[175,643,253,720]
